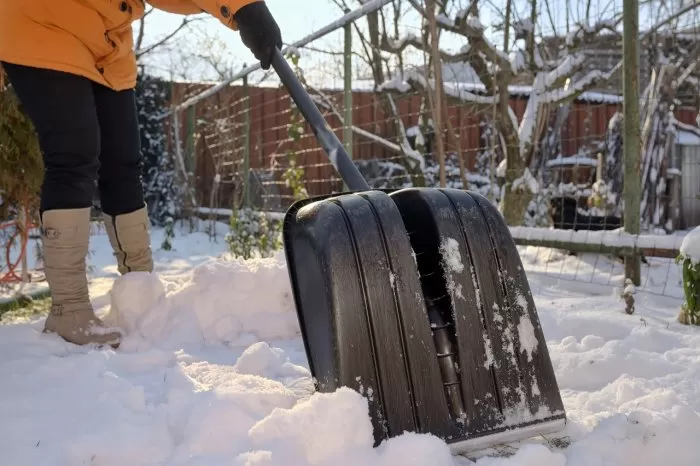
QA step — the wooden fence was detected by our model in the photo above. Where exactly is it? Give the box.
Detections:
[167,82,698,211]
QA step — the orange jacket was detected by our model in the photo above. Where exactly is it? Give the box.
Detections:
[0,0,261,91]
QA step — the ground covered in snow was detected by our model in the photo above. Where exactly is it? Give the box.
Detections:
[2,221,700,465]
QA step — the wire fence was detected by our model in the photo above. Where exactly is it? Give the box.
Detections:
[158,0,700,305]
[1,0,699,310]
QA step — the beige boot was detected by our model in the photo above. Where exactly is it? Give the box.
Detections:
[102,206,154,275]
[41,208,122,347]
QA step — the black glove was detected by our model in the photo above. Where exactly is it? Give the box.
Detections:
[234,2,282,70]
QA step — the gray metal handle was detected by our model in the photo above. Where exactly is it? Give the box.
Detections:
[271,48,371,192]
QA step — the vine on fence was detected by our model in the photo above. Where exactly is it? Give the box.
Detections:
[281,51,308,202]
[225,51,308,260]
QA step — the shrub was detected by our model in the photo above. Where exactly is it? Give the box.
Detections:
[0,73,43,220]
[225,207,283,260]
[677,226,700,325]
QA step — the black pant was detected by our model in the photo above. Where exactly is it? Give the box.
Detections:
[1,62,144,216]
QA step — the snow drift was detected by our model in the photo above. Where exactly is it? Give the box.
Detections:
[2,228,700,465]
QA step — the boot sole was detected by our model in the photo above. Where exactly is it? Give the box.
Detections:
[42,328,121,350]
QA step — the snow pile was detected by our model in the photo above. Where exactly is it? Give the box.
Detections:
[2,223,700,465]
[102,251,300,351]
[680,226,700,264]
[233,341,310,381]
[245,388,455,466]
[0,249,458,466]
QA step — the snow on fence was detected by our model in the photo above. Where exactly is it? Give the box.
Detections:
[511,225,688,302]
[511,226,684,258]
[191,204,687,301]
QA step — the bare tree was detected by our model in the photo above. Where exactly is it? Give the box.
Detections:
[601,2,700,232]
[377,0,621,225]
[331,0,428,186]
[640,37,700,230]
[134,6,206,63]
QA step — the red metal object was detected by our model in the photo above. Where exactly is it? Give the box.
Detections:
[0,204,39,285]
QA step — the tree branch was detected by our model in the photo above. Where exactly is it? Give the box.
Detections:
[379,32,471,64]
[135,7,155,52]
[406,0,514,75]
[308,85,404,154]
[135,16,205,59]
[642,3,700,40]
[542,61,621,105]
[378,69,497,111]
[564,18,622,50]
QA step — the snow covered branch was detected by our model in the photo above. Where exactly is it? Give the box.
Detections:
[405,0,513,75]
[676,119,700,138]
[379,33,472,65]
[563,19,621,50]
[542,62,622,105]
[307,85,405,155]
[378,69,497,110]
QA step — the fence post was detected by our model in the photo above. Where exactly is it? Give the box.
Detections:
[343,8,353,191]
[185,105,196,173]
[243,73,251,208]
[623,0,641,286]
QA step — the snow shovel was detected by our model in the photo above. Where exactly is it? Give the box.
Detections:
[271,48,567,454]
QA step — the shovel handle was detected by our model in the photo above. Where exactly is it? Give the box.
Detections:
[271,48,371,192]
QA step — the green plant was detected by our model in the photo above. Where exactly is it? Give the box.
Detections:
[280,52,308,202]
[225,207,282,260]
[161,216,174,251]
[676,227,700,325]
[676,253,700,326]
[0,74,43,220]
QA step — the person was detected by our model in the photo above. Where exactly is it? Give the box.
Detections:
[0,0,282,348]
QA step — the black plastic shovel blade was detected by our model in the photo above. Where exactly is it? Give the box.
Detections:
[282,187,566,453]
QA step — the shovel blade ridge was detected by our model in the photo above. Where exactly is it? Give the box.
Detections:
[282,187,566,451]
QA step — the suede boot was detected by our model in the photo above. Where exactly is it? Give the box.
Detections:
[41,208,122,347]
[102,206,154,275]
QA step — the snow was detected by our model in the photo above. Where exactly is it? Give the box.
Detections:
[676,128,700,146]
[436,13,454,28]
[377,75,412,94]
[439,237,464,274]
[511,50,527,73]
[380,70,497,107]
[518,74,544,152]
[351,78,623,104]
[545,155,599,168]
[510,226,686,252]
[543,55,585,90]
[195,207,286,222]
[387,32,420,51]
[465,15,483,31]
[511,168,540,194]
[2,220,700,465]
[680,226,700,265]
[440,237,465,300]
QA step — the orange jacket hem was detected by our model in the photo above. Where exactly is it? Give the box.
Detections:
[0,54,118,90]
